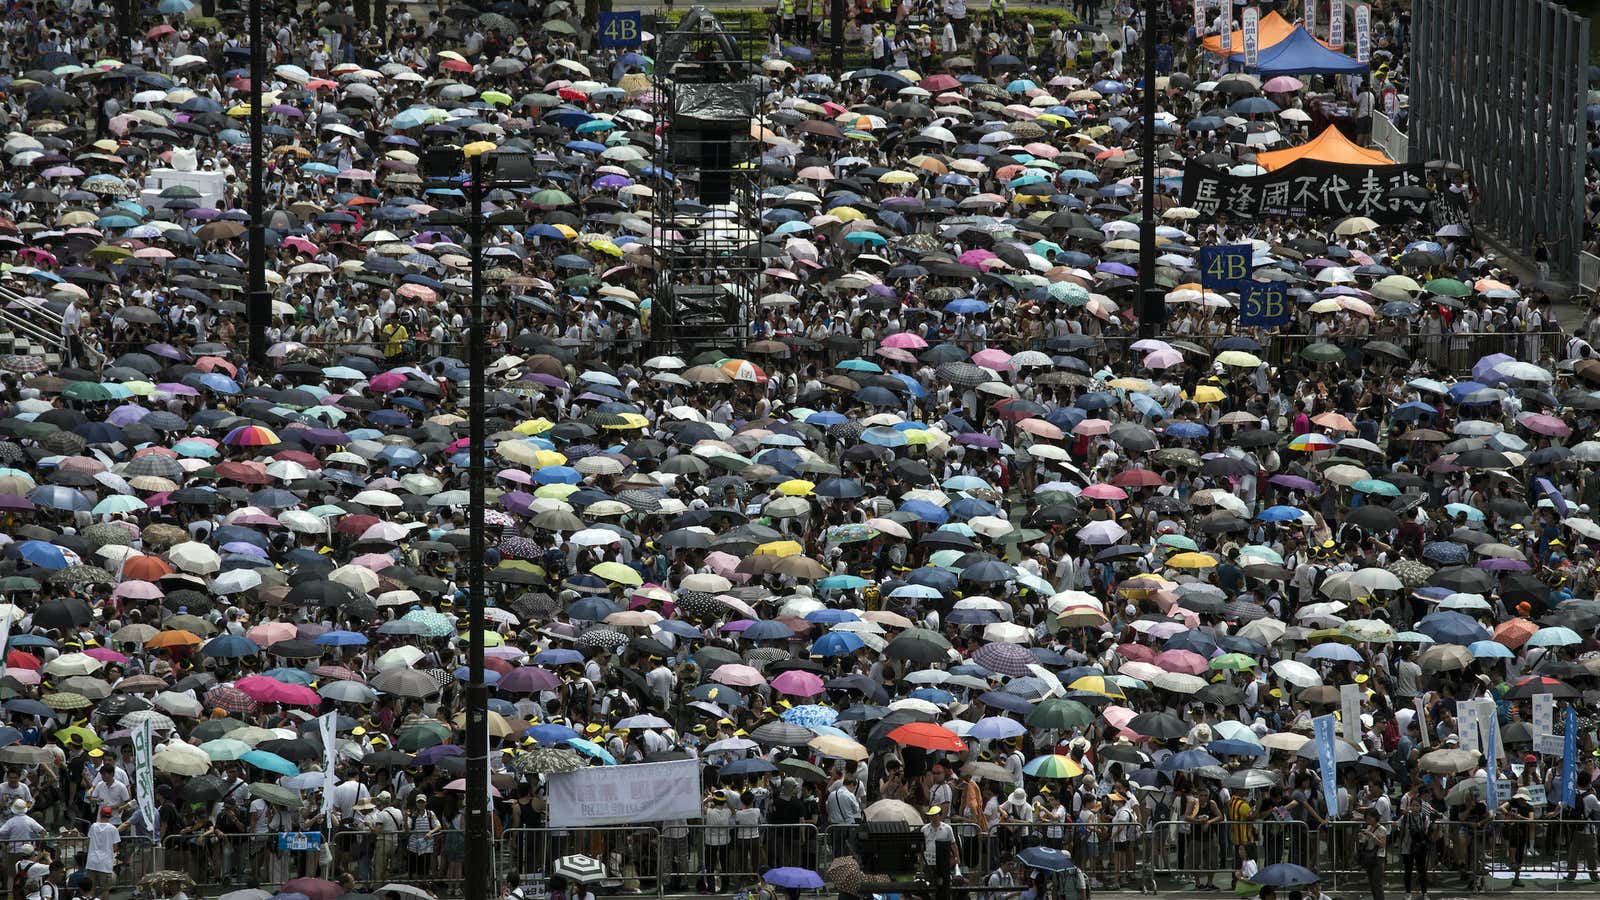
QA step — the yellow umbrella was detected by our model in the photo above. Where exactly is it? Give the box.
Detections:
[1187,385,1227,403]
[1215,350,1262,368]
[830,206,866,222]
[459,630,505,647]
[463,140,498,157]
[1166,552,1218,569]
[1106,377,1151,391]
[534,484,580,500]
[776,479,815,497]
[878,170,918,184]
[754,540,804,557]
[1067,676,1125,700]
[515,418,554,435]
[592,561,643,586]
[532,449,568,467]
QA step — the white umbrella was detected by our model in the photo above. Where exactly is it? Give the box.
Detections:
[151,743,211,776]
[1271,659,1322,688]
[154,691,204,717]
[168,541,221,575]
[277,510,327,534]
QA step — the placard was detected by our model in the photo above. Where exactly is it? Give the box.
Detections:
[1533,693,1554,741]
[1197,244,1252,293]
[1457,700,1480,757]
[1179,159,1430,222]
[1328,0,1346,48]
[1240,282,1291,328]
[1340,682,1363,746]
[1353,3,1371,62]
[278,832,324,851]
[1536,734,1566,755]
[548,759,705,827]
[599,11,643,47]
[133,720,157,833]
[1483,705,1500,810]
[1242,7,1261,68]
[1414,698,1429,747]
[1524,784,1547,807]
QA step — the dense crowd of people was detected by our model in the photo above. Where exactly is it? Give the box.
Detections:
[0,1,1597,900]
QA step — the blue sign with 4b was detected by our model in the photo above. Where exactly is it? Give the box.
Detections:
[599,12,643,47]
[1197,244,1252,293]
[1239,282,1290,329]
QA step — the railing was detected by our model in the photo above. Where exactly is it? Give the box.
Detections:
[1371,111,1411,164]
[0,288,67,352]
[1581,251,1600,290]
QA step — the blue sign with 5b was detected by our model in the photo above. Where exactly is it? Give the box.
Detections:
[599,11,642,47]
[1239,282,1290,328]
[1196,244,1252,293]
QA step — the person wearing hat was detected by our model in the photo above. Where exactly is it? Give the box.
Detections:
[701,792,735,894]
[0,799,43,859]
[921,805,960,879]
[85,806,119,880]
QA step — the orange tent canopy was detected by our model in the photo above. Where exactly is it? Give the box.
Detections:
[1202,11,1336,55]
[1255,126,1397,171]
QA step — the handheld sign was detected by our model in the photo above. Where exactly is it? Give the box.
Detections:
[599,11,643,47]
[1197,244,1252,293]
[1239,282,1290,328]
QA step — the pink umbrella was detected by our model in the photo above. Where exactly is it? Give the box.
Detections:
[1519,413,1570,436]
[84,648,129,663]
[971,347,1013,371]
[113,580,164,600]
[1154,649,1209,675]
[1102,704,1137,732]
[876,346,918,363]
[247,622,298,646]
[709,663,766,687]
[705,551,751,583]
[1145,621,1187,640]
[445,778,502,796]
[770,669,825,697]
[351,553,395,571]
[1144,349,1185,369]
[957,249,997,267]
[1263,76,1304,92]
[1117,643,1155,663]
[881,332,928,349]
[368,371,408,392]
[1074,419,1111,436]
[1081,483,1128,501]
[6,670,37,686]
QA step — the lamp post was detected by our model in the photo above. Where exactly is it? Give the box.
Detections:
[246,0,269,367]
[1137,0,1164,338]
[424,147,533,900]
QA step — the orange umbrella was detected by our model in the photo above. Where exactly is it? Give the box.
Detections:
[1493,618,1539,650]
[1312,412,1356,432]
[146,631,202,649]
[886,722,967,752]
[122,555,173,581]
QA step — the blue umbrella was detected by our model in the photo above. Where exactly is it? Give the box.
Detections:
[16,540,68,570]
[533,649,584,666]
[565,737,617,764]
[763,868,824,890]
[1422,541,1469,564]
[1468,640,1515,659]
[1304,643,1362,662]
[526,724,580,743]
[1416,611,1491,645]
[944,298,988,314]
[1258,505,1305,522]
[969,716,1027,740]
[780,705,838,728]
[314,630,368,647]
[1208,739,1267,758]
[1158,749,1221,771]
[27,486,90,512]
[720,757,778,776]
[1017,847,1076,872]
[241,750,300,777]
[201,635,260,658]
[811,632,865,657]
[743,620,795,641]
[1250,864,1320,887]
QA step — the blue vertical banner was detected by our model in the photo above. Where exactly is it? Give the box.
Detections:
[1313,714,1339,818]
[1197,244,1252,294]
[1563,705,1579,807]
[1240,282,1291,328]
[598,11,643,47]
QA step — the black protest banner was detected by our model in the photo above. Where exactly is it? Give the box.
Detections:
[1179,159,1431,223]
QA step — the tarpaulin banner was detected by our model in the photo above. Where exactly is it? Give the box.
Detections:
[548,759,705,827]
[1179,159,1429,222]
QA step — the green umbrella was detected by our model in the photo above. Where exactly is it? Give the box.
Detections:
[530,188,574,207]
[1301,343,1346,363]
[1424,277,1470,297]
[62,381,114,402]
[0,577,40,592]
[249,782,299,808]
[1025,698,1092,729]
[191,718,246,742]
[1208,653,1257,671]
[199,738,253,761]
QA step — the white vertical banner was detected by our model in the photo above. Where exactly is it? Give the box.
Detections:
[1479,698,1504,761]
[1194,0,1207,36]
[1328,0,1346,48]
[133,720,157,832]
[0,610,12,681]
[1242,7,1261,67]
[1533,693,1555,741]
[1457,700,1480,756]
[1220,5,1232,53]
[1414,698,1430,747]
[1353,3,1371,61]
[1340,682,1363,745]
[1305,0,1317,40]
[319,712,338,828]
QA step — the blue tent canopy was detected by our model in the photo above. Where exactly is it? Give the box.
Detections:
[1230,26,1368,76]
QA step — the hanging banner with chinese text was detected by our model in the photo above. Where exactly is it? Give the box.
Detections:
[1179,159,1428,222]
[1242,7,1261,67]
[1329,0,1346,48]
[1306,0,1317,41]
[1354,4,1371,62]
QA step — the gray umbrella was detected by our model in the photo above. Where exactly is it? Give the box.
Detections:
[750,721,816,747]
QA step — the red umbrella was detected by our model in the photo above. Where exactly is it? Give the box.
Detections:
[887,722,967,752]
[1112,468,1167,488]
[5,651,39,670]
[282,878,343,900]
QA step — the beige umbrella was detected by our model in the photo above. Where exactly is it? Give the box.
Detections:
[864,799,923,826]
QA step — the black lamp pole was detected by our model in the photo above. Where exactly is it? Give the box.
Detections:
[1137,0,1162,338]
[246,0,269,367]
[463,150,491,900]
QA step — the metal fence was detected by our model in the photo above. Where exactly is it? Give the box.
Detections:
[1410,0,1590,276]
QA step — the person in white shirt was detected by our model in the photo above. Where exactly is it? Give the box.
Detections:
[701,794,735,893]
[922,805,961,876]
[86,806,120,878]
[86,766,130,823]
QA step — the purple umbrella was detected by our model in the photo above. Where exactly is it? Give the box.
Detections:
[957,432,1001,449]
[763,869,825,890]
[591,174,632,189]
[185,207,220,220]
[499,490,536,516]
[155,382,199,396]
[414,744,463,765]
[1478,558,1530,572]
[1097,261,1137,276]
[296,428,349,446]
[499,666,562,693]
[0,496,35,511]
[106,404,149,426]
[1471,353,1514,385]
[1269,474,1320,493]
[973,642,1036,677]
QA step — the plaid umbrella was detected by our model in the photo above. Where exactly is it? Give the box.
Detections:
[1387,559,1435,587]
[42,693,91,710]
[973,642,1035,677]
[936,362,992,388]
[744,647,787,668]
[512,747,583,774]
[0,355,46,374]
[1224,600,1270,622]
[618,489,662,512]
[205,685,258,715]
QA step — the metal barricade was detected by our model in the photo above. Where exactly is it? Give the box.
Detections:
[163,833,322,894]
[1148,818,1310,889]
[329,829,472,897]
[656,823,816,893]
[501,826,663,895]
